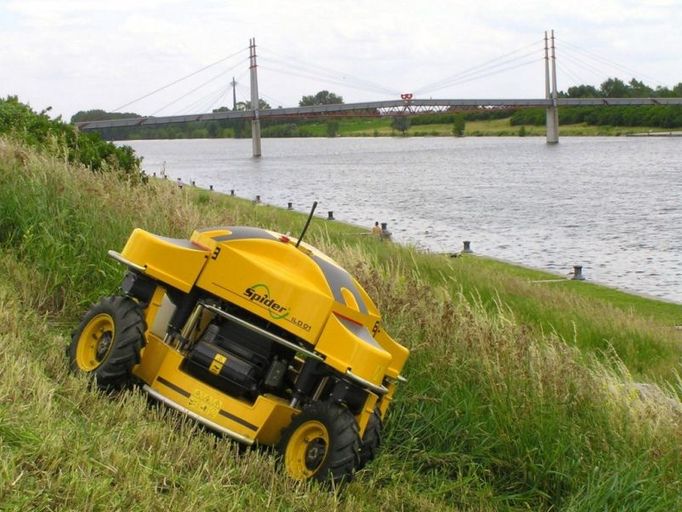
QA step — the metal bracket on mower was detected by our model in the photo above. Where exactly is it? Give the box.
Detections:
[107,250,146,273]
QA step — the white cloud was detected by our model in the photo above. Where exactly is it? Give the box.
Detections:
[1,0,680,118]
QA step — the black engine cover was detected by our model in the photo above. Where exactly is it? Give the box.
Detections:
[184,341,259,398]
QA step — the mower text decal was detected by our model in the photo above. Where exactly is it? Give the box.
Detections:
[244,284,290,320]
[243,284,312,332]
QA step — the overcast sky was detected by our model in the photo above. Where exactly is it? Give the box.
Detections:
[1,0,680,119]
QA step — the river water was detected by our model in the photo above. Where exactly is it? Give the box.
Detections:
[123,137,682,304]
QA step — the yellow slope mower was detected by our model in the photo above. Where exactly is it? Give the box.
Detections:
[70,204,409,484]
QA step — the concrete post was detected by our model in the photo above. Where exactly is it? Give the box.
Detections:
[462,241,472,253]
[249,38,262,158]
[550,31,559,134]
[572,265,585,280]
[545,30,559,144]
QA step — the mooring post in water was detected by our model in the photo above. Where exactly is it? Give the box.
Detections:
[572,265,585,280]
[255,195,261,204]
[462,240,472,253]
[230,189,235,196]
[209,185,214,191]
[249,38,262,158]
[287,202,293,210]
[327,211,335,220]
[380,222,392,241]
[544,30,559,144]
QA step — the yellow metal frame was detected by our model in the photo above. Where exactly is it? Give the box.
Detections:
[114,225,410,447]
[133,334,297,445]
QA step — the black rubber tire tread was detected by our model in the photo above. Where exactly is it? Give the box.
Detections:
[358,407,383,469]
[278,401,361,486]
[69,295,145,391]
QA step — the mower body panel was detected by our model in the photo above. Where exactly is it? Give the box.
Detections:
[110,225,408,447]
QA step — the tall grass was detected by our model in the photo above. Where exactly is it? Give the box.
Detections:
[1,137,681,511]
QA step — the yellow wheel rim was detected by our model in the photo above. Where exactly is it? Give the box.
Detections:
[284,420,330,480]
[75,313,115,371]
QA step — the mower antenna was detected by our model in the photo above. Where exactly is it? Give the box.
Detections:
[295,201,318,248]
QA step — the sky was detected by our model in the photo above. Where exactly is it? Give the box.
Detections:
[1,0,681,120]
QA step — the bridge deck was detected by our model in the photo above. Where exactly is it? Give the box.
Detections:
[76,97,682,130]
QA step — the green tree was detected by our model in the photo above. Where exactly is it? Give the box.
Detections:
[326,120,339,137]
[452,114,465,136]
[70,109,140,123]
[299,90,344,106]
[391,116,411,135]
[234,99,271,111]
[564,84,600,98]
[628,78,653,97]
[600,78,629,98]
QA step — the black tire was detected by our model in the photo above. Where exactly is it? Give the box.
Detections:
[277,401,360,485]
[69,296,145,391]
[358,407,383,469]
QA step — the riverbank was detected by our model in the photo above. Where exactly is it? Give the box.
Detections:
[299,117,681,137]
[1,137,681,510]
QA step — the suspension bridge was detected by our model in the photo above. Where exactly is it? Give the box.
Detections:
[76,31,682,156]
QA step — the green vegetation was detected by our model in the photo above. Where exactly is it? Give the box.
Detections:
[451,113,465,136]
[299,90,344,106]
[561,77,682,99]
[390,115,411,135]
[2,97,141,177]
[1,110,681,509]
[511,105,682,130]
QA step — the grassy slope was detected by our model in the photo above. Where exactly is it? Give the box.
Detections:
[1,138,681,511]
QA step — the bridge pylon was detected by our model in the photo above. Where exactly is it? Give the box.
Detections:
[545,30,559,144]
[249,38,262,157]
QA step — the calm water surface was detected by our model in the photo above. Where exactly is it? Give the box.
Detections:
[124,137,682,304]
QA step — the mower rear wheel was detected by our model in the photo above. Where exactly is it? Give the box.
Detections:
[69,296,145,391]
[278,401,360,485]
[358,407,383,469]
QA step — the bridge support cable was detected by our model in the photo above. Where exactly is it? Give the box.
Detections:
[111,47,249,113]
[259,60,398,98]
[418,57,543,97]
[413,39,544,96]
[174,84,231,116]
[559,50,617,84]
[150,57,249,116]
[258,45,399,98]
[249,38,262,158]
[560,39,666,88]
[555,59,591,89]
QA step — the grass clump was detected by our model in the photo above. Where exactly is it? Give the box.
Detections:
[0,137,681,511]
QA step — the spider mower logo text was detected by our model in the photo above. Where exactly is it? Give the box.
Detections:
[244,284,289,320]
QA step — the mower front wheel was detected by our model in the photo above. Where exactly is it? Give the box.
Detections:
[278,401,360,485]
[69,296,145,391]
